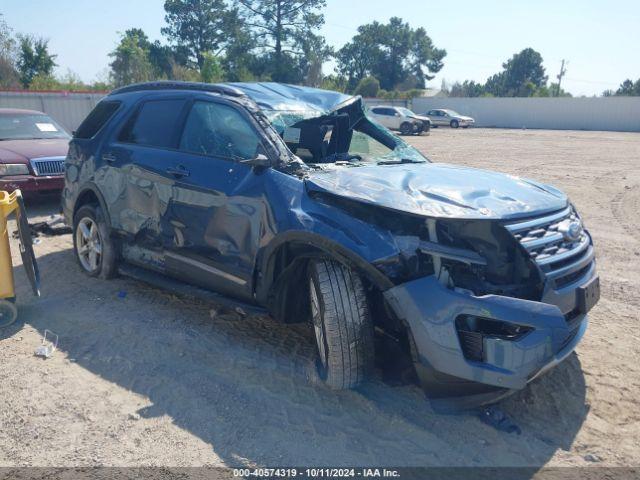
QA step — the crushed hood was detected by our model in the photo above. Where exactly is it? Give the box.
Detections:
[305,163,567,220]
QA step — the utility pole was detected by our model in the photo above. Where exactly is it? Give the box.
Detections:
[556,59,568,97]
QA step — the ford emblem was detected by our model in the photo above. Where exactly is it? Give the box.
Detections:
[558,219,583,242]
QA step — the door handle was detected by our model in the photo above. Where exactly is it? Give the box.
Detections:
[166,165,190,178]
[102,152,117,163]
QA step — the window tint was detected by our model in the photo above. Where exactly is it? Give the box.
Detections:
[371,108,383,114]
[119,99,185,148]
[74,101,120,139]
[179,101,260,160]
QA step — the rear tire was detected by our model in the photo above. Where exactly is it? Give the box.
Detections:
[308,259,374,389]
[73,204,117,279]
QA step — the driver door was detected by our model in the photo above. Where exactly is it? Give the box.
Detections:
[161,98,269,301]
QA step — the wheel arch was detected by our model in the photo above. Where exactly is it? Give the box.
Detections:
[255,231,393,323]
[72,183,111,228]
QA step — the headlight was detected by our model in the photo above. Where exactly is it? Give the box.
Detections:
[0,164,29,176]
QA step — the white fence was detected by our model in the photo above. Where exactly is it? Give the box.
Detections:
[2,90,639,133]
[0,91,105,133]
[412,96,640,132]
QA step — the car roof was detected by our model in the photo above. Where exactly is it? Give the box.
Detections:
[108,81,356,116]
[0,108,47,116]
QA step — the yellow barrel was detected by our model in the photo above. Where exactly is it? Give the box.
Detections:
[0,190,20,300]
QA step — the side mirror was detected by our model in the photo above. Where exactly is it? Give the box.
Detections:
[241,153,271,168]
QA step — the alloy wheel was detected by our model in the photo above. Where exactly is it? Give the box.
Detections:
[76,217,103,273]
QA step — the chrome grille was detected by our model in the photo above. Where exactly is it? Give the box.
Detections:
[30,156,65,176]
[504,206,594,287]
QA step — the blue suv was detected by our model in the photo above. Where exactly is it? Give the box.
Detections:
[63,82,599,406]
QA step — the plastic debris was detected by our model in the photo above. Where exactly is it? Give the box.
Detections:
[12,214,72,239]
[117,290,127,299]
[34,329,58,359]
[478,405,521,435]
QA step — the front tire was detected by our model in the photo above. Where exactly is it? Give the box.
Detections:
[308,260,374,389]
[450,119,459,128]
[73,205,117,279]
[399,122,414,135]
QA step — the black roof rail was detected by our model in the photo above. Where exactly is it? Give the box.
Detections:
[109,81,245,98]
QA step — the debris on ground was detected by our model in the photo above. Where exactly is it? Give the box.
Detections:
[13,214,72,239]
[34,329,58,359]
[478,405,522,435]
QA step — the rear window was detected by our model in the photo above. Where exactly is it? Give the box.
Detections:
[119,99,186,148]
[74,101,120,139]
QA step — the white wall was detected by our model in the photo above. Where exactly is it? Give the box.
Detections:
[0,91,105,132]
[412,96,640,132]
[3,91,640,133]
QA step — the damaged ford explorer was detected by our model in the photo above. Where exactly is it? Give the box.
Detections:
[62,82,600,406]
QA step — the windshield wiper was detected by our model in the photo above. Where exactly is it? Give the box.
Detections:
[377,158,426,165]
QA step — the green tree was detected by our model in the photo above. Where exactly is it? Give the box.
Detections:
[615,78,640,96]
[485,48,547,97]
[448,80,485,97]
[336,17,445,92]
[0,14,19,88]
[16,35,56,88]
[109,29,153,87]
[162,0,236,70]
[219,5,256,81]
[236,0,327,83]
[200,51,223,83]
[353,76,380,97]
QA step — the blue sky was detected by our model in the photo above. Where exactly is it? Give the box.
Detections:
[1,0,638,95]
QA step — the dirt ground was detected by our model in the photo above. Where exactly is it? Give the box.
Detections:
[1,128,638,468]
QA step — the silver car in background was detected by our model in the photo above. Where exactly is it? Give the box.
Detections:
[369,106,430,135]
[425,109,475,128]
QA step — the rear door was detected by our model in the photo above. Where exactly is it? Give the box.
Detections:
[370,107,398,129]
[99,95,191,254]
[427,110,442,125]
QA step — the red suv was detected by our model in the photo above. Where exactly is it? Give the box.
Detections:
[0,108,70,196]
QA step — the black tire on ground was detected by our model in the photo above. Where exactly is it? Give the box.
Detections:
[423,122,431,133]
[0,300,18,328]
[73,204,118,279]
[399,122,414,135]
[308,259,374,389]
[450,119,459,128]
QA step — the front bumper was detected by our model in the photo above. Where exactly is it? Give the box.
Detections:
[0,175,64,196]
[384,266,595,404]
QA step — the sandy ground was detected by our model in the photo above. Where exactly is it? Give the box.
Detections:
[0,128,638,468]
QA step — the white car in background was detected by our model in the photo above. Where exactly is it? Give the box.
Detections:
[368,106,430,135]
[425,109,475,128]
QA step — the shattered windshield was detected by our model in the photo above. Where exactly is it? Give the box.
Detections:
[262,108,429,166]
